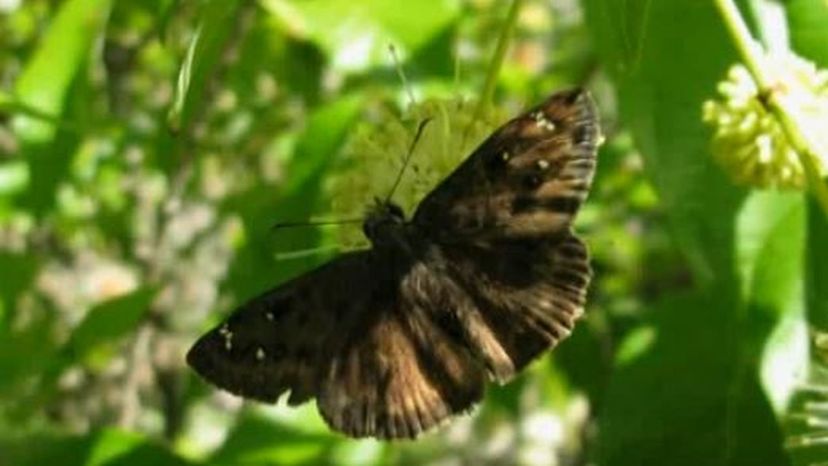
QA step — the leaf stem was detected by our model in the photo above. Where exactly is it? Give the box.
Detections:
[476,0,525,116]
[713,0,828,217]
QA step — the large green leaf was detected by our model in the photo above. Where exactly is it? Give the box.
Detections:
[736,192,807,416]
[582,0,744,285]
[582,1,790,464]
[10,0,112,213]
[11,0,112,144]
[598,293,789,466]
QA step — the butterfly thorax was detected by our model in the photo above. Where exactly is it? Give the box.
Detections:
[363,199,410,249]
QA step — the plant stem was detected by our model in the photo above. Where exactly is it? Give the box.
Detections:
[713,0,828,217]
[476,0,525,116]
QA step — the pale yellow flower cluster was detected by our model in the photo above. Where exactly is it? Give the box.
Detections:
[327,98,505,248]
[702,52,828,189]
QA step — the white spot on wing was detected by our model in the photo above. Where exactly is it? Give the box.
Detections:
[256,347,266,361]
[531,111,556,132]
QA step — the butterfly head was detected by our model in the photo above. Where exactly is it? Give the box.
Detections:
[363,198,407,246]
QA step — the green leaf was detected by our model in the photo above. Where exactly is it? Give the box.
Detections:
[806,199,828,331]
[11,0,112,144]
[9,0,112,214]
[597,293,790,466]
[209,411,334,465]
[3,429,194,466]
[582,2,791,463]
[736,192,807,416]
[0,309,58,396]
[582,0,744,286]
[66,288,156,362]
[736,192,805,315]
[785,0,828,66]
[261,0,461,71]
[221,95,362,303]
[167,0,244,131]
[283,95,364,194]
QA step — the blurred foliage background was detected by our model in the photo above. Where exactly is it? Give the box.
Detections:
[1,0,827,465]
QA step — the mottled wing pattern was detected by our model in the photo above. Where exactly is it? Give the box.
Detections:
[187,252,372,405]
[438,234,590,382]
[317,280,486,438]
[188,88,599,440]
[410,88,598,381]
[413,88,600,239]
[187,250,487,439]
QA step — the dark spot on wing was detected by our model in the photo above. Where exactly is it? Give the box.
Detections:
[522,174,543,190]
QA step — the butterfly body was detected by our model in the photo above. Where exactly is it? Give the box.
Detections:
[188,89,601,439]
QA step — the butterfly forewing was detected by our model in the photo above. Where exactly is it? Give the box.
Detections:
[413,89,599,239]
[187,88,600,439]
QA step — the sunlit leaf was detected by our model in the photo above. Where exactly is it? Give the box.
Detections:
[11,0,112,144]
[261,0,460,71]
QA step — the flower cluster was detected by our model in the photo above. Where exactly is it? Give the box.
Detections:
[327,98,505,248]
[702,52,828,189]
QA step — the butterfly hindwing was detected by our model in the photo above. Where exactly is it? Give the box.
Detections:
[318,282,486,438]
[187,249,488,439]
[187,252,381,405]
[413,89,599,239]
[439,233,591,381]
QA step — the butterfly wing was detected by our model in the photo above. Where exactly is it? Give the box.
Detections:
[413,88,600,239]
[433,234,591,382]
[186,250,486,439]
[409,89,599,381]
[187,88,599,439]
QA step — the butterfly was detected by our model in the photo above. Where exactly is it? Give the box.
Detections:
[187,88,600,439]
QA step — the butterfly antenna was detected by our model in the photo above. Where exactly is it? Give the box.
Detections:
[385,118,432,203]
[389,44,416,107]
[270,218,363,231]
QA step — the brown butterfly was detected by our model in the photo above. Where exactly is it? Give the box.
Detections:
[187,88,600,439]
